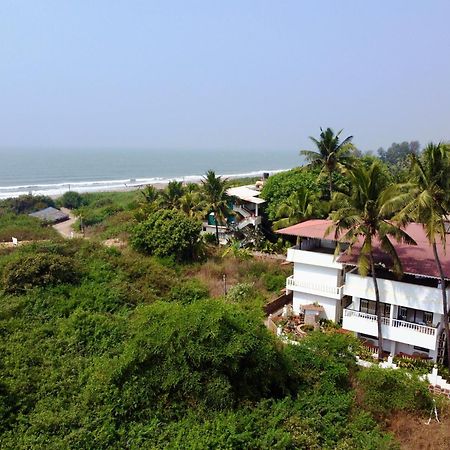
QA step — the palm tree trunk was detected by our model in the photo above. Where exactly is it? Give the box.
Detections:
[214,213,220,245]
[432,242,450,368]
[328,171,333,200]
[369,252,384,359]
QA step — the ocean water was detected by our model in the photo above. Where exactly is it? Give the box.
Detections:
[0,148,301,199]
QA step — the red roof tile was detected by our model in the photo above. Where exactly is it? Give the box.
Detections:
[277,220,450,279]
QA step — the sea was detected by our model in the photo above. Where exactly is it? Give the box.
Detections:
[0,148,301,199]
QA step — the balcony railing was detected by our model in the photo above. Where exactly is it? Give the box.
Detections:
[287,275,344,297]
[343,308,437,336]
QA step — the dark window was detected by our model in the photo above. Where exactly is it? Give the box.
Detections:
[360,299,375,315]
[423,311,433,325]
[398,307,407,321]
[413,346,429,353]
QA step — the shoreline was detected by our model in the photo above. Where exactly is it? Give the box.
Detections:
[0,168,289,200]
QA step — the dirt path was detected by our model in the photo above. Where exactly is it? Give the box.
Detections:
[52,208,82,238]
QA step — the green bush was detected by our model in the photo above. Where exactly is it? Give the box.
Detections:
[2,253,79,293]
[90,300,288,415]
[167,279,209,304]
[262,272,286,292]
[0,195,55,214]
[203,232,218,244]
[357,367,432,416]
[58,191,86,209]
[261,168,320,220]
[227,282,254,302]
[131,210,202,261]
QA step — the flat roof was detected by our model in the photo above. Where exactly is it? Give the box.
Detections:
[227,185,266,205]
[277,219,450,279]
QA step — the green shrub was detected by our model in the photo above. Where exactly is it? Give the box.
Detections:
[131,210,202,261]
[0,195,55,214]
[203,232,218,244]
[261,168,320,219]
[167,279,209,304]
[227,282,254,302]
[2,253,79,293]
[58,191,86,209]
[262,272,286,292]
[357,367,432,416]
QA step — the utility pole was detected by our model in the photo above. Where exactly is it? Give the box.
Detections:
[223,274,227,296]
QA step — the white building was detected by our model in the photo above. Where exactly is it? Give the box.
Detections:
[203,184,265,243]
[278,219,450,362]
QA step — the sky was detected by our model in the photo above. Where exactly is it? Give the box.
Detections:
[1,1,450,152]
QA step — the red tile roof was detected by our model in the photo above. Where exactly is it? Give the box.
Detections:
[277,220,450,279]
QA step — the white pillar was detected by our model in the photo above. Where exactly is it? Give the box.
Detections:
[390,340,396,356]
[389,304,395,324]
[255,203,259,216]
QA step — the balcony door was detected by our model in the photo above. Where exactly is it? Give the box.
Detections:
[360,299,390,317]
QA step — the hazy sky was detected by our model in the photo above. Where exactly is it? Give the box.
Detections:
[1,1,450,152]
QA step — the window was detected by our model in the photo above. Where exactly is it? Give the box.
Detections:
[360,299,375,315]
[360,299,389,316]
[398,307,407,321]
[423,311,433,326]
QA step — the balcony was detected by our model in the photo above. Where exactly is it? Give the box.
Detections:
[343,308,439,350]
[286,275,344,299]
[344,273,447,314]
[286,246,343,269]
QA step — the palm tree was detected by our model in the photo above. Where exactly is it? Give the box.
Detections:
[201,170,232,245]
[273,186,318,234]
[179,190,206,221]
[330,162,415,358]
[386,143,450,367]
[160,181,185,209]
[140,185,159,206]
[300,127,354,199]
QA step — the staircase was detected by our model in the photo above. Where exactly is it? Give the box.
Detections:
[232,204,252,218]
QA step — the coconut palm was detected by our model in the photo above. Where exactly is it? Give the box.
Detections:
[300,127,354,199]
[179,190,206,221]
[160,181,185,209]
[140,185,159,205]
[201,170,232,245]
[385,143,450,367]
[330,162,415,358]
[273,186,320,236]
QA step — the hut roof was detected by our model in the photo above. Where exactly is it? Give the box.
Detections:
[29,207,69,223]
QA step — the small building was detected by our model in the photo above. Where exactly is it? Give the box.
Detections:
[29,207,69,224]
[202,183,265,243]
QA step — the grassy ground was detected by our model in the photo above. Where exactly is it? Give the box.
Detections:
[0,213,60,242]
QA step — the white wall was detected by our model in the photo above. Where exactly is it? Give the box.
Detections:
[287,248,343,269]
[293,263,341,287]
[293,291,339,322]
[344,273,446,314]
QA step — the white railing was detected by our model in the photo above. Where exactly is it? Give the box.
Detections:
[287,275,343,297]
[343,308,437,336]
[237,216,260,230]
[233,204,252,218]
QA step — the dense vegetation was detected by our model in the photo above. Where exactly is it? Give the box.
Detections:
[1,238,427,447]
[1,131,449,447]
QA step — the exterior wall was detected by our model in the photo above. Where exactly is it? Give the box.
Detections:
[293,263,340,287]
[286,248,342,269]
[284,245,444,360]
[293,291,339,322]
[344,273,447,314]
[343,303,441,351]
